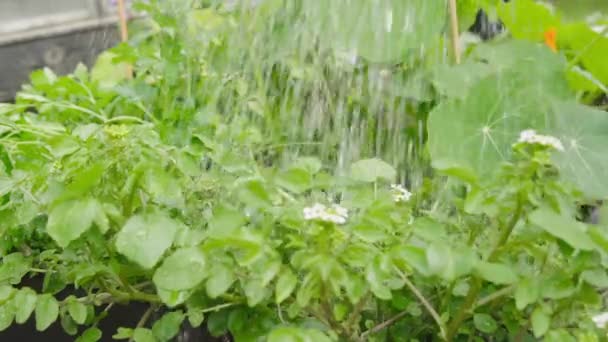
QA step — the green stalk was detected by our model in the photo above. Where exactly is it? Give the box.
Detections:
[445,200,523,341]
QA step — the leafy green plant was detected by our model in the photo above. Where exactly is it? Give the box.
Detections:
[1,0,608,341]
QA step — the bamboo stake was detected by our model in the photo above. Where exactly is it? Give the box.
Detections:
[448,0,461,64]
[116,0,133,78]
[117,0,129,42]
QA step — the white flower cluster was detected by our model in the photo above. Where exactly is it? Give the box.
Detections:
[592,312,608,328]
[303,203,348,225]
[516,129,564,151]
[391,184,412,203]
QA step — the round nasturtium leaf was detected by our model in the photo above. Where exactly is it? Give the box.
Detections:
[427,40,572,183]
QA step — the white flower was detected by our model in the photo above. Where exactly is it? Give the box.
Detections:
[592,312,608,328]
[391,184,412,203]
[516,129,565,151]
[303,203,348,225]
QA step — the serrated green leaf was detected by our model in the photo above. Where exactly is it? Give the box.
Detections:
[35,294,59,331]
[475,261,518,285]
[473,313,497,334]
[153,247,207,292]
[14,287,37,324]
[46,198,101,248]
[275,168,312,194]
[207,310,229,337]
[0,301,15,331]
[426,243,476,281]
[515,278,540,310]
[581,268,608,287]
[529,208,595,251]
[67,300,88,325]
[351,158,396,183]
[113,327,134,340]
[531,307,551,338]
[76,327,102,342]
[187,310,204,328]
[275,269,297,304]
[115,212,181,269]
[133,328,157,342]
[206,264,236,298]
[152,311,184,341]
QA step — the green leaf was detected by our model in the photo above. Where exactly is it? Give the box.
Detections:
[153,247,207,292]
[426,243,476,281]
[529,208,595,251]
[275,269,298,304]
[350,158,396,183]
[152,311,184,341]
[581,269,608,287]
[35,294,59,331]
[0,285,15,303]
[427,41,570,180]
[187,309,204,328]
[207,310,229,337]
[550,101,608,198]
[544,330,576,342]
[242,278,268,306]
[14,287,37,324]
[294,157,322,174]
[112,327,134,340]
[205,264,236,298]
[391,245,430,275]
[208,205,247,238]
[157,289,191,308]
[76,327,102,342]
[143,168,185,208]
[497,0,559,41]
[531,307,551,338]
[115,212,181,269]
[237,180,272,208]
[352,224,389,243]
[67,300,88,325]
[474,261,518,285]
[0,302,15,331]
[267,326,305,342]
[542,274,576,299]
[46,198,101,248]
[515,278,540,310]
[275,168,312,194]
[473,313,497,334]
[133,328,157,342]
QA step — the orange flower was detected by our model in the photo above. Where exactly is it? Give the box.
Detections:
[544,27,558,52]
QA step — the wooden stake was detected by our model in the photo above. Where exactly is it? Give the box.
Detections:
[117,0,129,42]
[116,0,133,78]
[448,0,461,64]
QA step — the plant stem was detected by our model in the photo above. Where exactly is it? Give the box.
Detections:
[360,310,409,340]
[445,200,523,341]
[344,292,371,337]
[474,285,514,308]
[448,0,461,64]
[361,270,446,340]
[129,306,154,342]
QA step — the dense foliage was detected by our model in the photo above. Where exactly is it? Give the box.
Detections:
[1,0,608,341]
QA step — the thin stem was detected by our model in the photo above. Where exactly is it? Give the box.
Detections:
[129,306,154,342]
[344,292,371,336]
[446,200,523,341]
[361,270,446,340]
[448,0,461,64]
[474,285,514,309]
[360,310,408,340]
